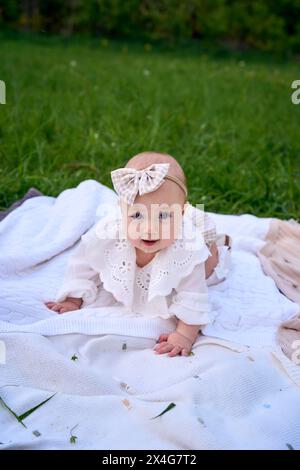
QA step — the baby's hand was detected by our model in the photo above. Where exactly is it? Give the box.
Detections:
[44,297,82,314]
[154,332,193,357]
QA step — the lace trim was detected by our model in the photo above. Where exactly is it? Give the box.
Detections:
[84,218,135,309]
[148,242,210,301]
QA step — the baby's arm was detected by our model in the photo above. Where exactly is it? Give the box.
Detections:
[44,230,100,314]
[155,262,210,357]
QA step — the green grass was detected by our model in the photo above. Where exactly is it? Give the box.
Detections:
[0,34,299,219]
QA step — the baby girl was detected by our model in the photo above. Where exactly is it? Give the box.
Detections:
[45,152,231,357]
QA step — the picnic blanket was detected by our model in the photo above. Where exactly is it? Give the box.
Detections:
[0,180,300,450]
[258,218,300,304]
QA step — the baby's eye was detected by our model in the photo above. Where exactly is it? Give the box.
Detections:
[130,211,143,220]
[159,211,171,220]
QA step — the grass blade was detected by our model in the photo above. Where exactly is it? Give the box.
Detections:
[151,402,176,420]
[0,396,26,427]
[18,393,56,421]
[286,443,294,450]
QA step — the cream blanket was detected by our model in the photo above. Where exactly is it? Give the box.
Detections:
[0,180,299,449]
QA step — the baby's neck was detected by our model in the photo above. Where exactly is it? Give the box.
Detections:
[135,248,157,268]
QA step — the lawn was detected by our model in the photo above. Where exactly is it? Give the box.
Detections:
[0,34,299,219]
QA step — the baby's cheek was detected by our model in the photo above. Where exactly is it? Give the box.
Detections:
[158,237,174,250]
[126,219,140,243]
[127,233,140,249]
[159,219,177,242]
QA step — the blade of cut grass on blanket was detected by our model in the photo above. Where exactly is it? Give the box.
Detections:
[0,393,56,427]
[18,394,56,421]
[151,402,176,419]
[70,424,78,444]
[0,397,26,427]
[286,443,295,450]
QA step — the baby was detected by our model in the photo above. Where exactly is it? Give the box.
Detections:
[45,152,231,357]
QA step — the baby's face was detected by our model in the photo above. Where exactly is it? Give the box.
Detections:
[121,180,185,254]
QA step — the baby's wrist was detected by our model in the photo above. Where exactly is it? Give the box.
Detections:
[175,321,200,344]
[173,330,193,346]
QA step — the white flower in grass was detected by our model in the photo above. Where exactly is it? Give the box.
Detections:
[70,60,77,67]
[143,69,150,76]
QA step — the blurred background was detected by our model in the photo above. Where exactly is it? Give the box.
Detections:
[2,0,300,52]
[0,0,299,218]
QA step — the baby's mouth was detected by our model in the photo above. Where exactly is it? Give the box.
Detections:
[141,239,159,247]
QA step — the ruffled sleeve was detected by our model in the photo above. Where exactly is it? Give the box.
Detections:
[55,229,101,306]
[168,262,211,326]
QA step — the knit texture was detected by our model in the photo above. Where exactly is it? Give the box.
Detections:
[0,180,300,449]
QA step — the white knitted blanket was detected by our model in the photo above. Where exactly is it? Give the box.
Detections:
[0,180,299,450]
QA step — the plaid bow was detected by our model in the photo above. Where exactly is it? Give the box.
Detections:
[111,163,170,205]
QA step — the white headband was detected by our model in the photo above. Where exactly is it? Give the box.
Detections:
[111,163,187,205]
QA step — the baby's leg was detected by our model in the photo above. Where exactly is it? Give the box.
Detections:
[205,242,219,279]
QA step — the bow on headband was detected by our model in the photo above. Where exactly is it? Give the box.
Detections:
[111,163,171,205]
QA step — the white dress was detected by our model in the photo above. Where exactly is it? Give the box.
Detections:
[55,204,230,326]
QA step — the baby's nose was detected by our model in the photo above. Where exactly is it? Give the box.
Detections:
[140,219,159,238]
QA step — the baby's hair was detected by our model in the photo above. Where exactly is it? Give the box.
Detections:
[125,151,187,188]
